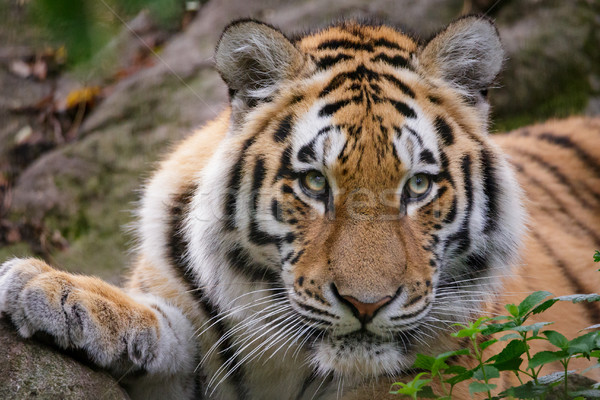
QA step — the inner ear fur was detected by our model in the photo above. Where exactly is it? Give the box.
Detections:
[418,16,504,99]
[215,19,303,106]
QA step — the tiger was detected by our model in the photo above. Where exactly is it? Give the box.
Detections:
[1,15,600,400]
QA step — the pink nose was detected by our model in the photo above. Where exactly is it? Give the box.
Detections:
[341,295,392,324]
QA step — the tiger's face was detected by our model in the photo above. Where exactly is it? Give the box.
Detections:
[208,18,525,379]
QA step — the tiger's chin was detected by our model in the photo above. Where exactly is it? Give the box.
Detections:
[311,331,415,380]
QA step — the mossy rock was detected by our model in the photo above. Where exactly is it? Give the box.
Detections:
[0,318,129,400]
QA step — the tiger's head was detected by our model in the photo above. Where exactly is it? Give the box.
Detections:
[192,17,524,380]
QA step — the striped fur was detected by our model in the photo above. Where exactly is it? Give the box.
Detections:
[1,18,599,400]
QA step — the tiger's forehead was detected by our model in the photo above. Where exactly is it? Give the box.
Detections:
[283,24,441,187]
[296,22,419,57]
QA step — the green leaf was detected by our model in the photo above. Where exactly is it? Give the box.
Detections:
[583,324,600,331]
[543,330,569,349]
[488,339,528,364]
[390,373,433,398]
[500,371,570,398]
[481,321,517,335]
[444,365,468,375]
[511,321,553,334]
[435,348,471,359]
[445,369,474,385]
[498,333,522,341]
[412,354,435,371]
[531,299,559,315]
[554,293,600,303]
[517,291,553,317]
[594,250,600,263]
[568,331,599,357]
[473,365,500,381]
[505,303,519,317]
[493,355,524,372]
[570,390,600,399]
[428,349,470,375]
[528,350,569,369]
[469,381,497,395]
[451,317,489,338]
[499,381,552,399]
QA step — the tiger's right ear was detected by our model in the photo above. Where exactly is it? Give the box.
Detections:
[215,20,303,112]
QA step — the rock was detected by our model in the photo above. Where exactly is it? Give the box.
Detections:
[546,373,600,399]
[491,0,600,129]
[0,318,129,400]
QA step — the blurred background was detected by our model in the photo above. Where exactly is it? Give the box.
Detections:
[0,0,598,284]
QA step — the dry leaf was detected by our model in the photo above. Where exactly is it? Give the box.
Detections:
[63,86,101,110]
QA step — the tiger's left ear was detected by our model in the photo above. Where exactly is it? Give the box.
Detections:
[215,20,303,116]
[418,16,503,105]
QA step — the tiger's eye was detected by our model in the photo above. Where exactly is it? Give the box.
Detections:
[302,171,327,195]
[406,174,431,199]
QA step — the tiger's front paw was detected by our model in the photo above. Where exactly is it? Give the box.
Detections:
[0,258,162,370]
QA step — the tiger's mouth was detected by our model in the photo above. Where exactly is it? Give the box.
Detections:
[312,327,418,379]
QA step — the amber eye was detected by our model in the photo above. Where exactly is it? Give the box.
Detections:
[405,174,432,200]
[301,170,327,196]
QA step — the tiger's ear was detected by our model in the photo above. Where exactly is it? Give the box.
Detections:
[215,20,303,112]
[418,16,503,102]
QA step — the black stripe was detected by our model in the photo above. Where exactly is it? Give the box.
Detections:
[446,155,473,254]
[224,246,282,284]
[509,147,599,208]
[464,252,490,274]
[224,137,256,231]
[514,162,600,244]
[166,188,240,399]
[251,157,266,212]
[317,39,373,52]
[196,288,248,400]
[296,370,321,400]
[480,149,499,234]
[290,249,305,265]
[390,308,425,321]
[248,158,285,247]
[296,302,339,319]
[319,74,347,97]
[381,73,415,98]
[298,126,332,164]
[537,133,600,177]
[274,146,294,181]
[319,99,350,117]
[271,199,284,222]
[443,196,458,224]
[371,53,409,69]
[315,53,353,69]
[434,116,454,146]
[373,38,402,50]
[319,64,381,98]
[402,126,424,147]
[167,185,197,274]
[273,115,293,143]
[389,99,416,118]
[530,230,600,323]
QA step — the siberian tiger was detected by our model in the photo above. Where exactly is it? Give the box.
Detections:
[1,16,599,400]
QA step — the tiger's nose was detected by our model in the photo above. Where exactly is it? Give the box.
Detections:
[331,284,393,324]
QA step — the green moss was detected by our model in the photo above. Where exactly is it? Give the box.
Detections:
[493,67,590,131]
[0,243,35,262]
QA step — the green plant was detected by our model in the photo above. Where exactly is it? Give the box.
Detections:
[391,252,600,400]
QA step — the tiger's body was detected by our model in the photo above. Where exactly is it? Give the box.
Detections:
[1,17,599,400]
